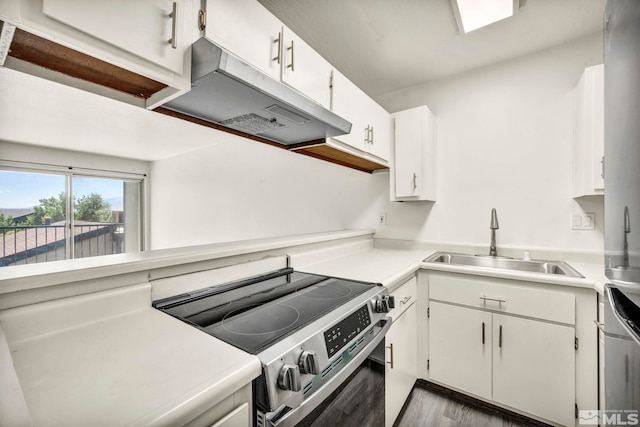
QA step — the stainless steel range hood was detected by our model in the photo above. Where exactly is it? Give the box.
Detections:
[162,38,351,145]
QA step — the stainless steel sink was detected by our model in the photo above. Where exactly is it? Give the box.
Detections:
[423,252,584,278]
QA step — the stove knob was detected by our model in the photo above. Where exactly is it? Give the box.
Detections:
[278,364,302,392]
[298,350,319,375]
[375,295,396,313]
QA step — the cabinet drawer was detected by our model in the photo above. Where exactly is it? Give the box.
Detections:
[389,276,417,320]
[429,274,574,325]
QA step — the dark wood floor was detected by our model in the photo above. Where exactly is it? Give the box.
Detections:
[294,356,547,427]
[396,382,548,427]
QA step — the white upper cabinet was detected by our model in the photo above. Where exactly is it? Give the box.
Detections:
[41,0,187,75]
[331,69,391,162]
[3,0,196,108]
[280,26,332,109]
[573,64,604,197]
[204,0,281,80]
[392,105,437,201]
[367,100,392,161]
[204,0,331,109]
[331,69,373,151]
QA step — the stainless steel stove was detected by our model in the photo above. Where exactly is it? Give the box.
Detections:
[153,267,393,427]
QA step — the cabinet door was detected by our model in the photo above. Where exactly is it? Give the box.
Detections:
[385,302,418,427]
[591,64,605,191]
[492,314,575,426]
[368,102,391,161]
[42,0,186,74]
[428,302,492,400]
[573,64,604,197]
[394,107,423,197]
[210,402,249,427]
[205,0,281,80]
[281,27,332,109]
[330,69,370,151]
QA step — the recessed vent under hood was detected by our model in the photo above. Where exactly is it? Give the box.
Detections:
[161,38,351,145]
[220,113,286,134]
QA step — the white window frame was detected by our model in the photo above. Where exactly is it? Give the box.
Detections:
[0,160,147,263]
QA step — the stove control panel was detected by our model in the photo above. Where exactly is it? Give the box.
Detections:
[324,304,371,357]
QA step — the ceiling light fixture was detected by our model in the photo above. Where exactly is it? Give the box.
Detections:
[451,0,520,34]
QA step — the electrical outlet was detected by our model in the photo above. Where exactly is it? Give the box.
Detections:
[378,213,386,225]
[571,213,595,230]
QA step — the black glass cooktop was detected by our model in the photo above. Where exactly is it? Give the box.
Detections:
[153,268,376,354]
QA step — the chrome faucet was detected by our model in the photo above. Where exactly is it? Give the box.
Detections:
[489,208,499,257]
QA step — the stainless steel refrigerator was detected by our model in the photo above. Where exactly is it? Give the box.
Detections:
[603,0,640,414]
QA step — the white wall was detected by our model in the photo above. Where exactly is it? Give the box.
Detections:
[0,32,606,254]
[149,133,384,249]
[373,33,605,253]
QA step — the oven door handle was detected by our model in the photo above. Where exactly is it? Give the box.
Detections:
[266,318,392,427]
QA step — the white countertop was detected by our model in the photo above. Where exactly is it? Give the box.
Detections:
[0,284,261,427]
[0,229,375,294]
[0,231,609,427]
[293,240,428,291]
[294,240,608,294]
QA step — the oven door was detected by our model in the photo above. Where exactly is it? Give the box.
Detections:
[261,319,391,427]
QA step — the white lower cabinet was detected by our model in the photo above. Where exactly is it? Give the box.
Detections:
[210,402,249,427]
[385,278,418,427]
[427,273,580,426]
[492,314,575,426]
[185,384,252,427]
[429,302,493,400]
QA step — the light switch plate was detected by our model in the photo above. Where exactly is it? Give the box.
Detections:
[571,213,595,230]
[378,213,387,225]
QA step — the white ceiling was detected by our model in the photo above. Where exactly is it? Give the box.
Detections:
[258,0,606,98]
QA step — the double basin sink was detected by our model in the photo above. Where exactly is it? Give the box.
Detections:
[423,252,584,278]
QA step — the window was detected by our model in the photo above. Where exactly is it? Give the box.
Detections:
[0,166,144,267]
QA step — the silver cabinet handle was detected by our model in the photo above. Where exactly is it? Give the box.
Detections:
[364,125,370,144]
[386,343,394,369]
[287,40,295,71]
[273,32,281,64]
[482,322,485,344]
[413,173,417,190]
[369,126,374,144]
[479,295,506,303]
[499,325,503,348]
[168,2,177,49]
[400,296,412,305]
[601,156,605,179]
[198,8,206,31]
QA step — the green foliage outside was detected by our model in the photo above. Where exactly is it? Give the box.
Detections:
[0,213,14,235]
[24,192,67,225]
[74,193,112,222]
[2,193,113,229]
